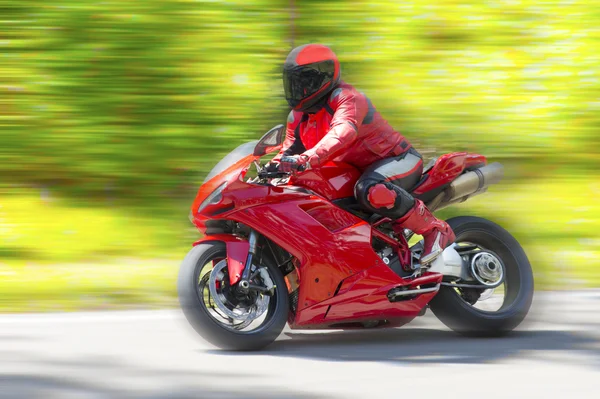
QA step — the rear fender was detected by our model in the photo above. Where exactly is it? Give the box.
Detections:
[193,235,249,285]
[412,152,468,196]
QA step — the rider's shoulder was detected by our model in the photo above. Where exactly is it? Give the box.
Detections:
[328,82,361,105]
[287,110,303,126]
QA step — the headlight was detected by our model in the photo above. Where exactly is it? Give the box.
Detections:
[197,182,227,213]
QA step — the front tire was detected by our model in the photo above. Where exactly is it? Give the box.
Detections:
[428,216,534,336]
[177,242,289,351]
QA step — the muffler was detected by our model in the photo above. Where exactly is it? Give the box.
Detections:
[433,162,504,210]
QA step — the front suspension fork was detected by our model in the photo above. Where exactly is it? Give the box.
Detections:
[238,230,258,291]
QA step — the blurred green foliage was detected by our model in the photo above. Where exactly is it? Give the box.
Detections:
[4,0,598,199]
[1,0,600,310]
[3,0,290,201]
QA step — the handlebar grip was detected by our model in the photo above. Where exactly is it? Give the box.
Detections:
[264,162,280,173]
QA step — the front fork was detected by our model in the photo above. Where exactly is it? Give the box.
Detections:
[237,229,258,292]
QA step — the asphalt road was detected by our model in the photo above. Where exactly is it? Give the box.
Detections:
[2,291,600,399]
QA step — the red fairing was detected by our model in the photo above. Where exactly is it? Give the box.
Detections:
[295,272,442,328]
[190,152,258,233]
[193,235,249,285]
[465,153,487,169]
[300,202,358,232]
[230,198,444,328]
[233,198,383,310]
[290,162,361,200]
[412,152,468,195]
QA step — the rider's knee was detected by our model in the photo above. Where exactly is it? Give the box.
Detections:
[356,179,394,209]
[355,178,415,218]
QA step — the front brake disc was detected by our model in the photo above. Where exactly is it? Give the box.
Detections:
[208,260,270,324]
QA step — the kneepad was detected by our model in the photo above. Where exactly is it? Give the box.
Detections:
[355,179,415,218]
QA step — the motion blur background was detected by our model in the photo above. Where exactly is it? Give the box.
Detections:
[2,0,599,312]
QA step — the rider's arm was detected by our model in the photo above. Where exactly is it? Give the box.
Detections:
[272,111,304,163]
[302,89,368,167]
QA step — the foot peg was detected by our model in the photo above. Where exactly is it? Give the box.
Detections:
[419,248,443,265]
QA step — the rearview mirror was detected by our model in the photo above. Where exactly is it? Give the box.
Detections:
[253,124,285,157]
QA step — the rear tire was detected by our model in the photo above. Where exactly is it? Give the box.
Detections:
[177,242,289,351]
[428,216,534,336]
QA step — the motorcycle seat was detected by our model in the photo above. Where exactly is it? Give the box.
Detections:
[422,157,438,175]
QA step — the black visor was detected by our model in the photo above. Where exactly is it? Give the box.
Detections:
[283,60,335,105]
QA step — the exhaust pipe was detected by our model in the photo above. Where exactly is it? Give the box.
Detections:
[388,284,441,301]
[447,162,504,201]
[432,162,504,210]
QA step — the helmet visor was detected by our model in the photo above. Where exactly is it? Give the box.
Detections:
[283,60,335,105]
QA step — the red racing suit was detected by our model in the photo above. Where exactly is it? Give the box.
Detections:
[273,81,413,170]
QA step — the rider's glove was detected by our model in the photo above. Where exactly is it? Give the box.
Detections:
[279,154,309,174]
[264,161,280,173]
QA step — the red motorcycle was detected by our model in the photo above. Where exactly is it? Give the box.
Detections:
[178,125,534,351]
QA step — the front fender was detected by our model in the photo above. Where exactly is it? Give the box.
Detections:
[193,235,249,285]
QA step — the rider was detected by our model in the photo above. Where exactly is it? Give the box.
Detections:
[271,43,455,265]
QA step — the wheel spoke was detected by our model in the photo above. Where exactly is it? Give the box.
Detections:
[196,257,276,333]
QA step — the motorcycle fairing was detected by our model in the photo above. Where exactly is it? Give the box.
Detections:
[229,196,444,328]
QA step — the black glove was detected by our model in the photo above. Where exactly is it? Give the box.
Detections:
[280,155,309,173]
[264,162,280,172]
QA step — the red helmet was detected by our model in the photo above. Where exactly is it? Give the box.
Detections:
[283,44,341,112]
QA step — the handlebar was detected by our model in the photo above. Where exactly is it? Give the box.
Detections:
[257,163,306,179]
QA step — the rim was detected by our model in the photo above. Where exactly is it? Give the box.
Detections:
[448,239,514,313]
[470,251,504,287]
[195,254,279,334]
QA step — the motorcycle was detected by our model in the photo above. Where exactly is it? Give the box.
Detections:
[178,125,534,351]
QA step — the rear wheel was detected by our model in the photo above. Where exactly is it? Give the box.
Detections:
[177,242,289,351]
[428,216,534,336]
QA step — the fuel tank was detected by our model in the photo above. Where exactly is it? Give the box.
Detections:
[291,162,361,201]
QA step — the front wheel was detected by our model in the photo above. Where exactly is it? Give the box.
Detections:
[428,216,534,336]
[177,242,289,351]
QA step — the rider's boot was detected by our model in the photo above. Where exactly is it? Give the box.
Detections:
[393,199,456,265]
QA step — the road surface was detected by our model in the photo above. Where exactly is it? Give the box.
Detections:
[2,291,600,398]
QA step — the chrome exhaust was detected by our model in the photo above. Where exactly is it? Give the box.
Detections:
[433,162,504,210]
[388,283,440,300]
[447,162,504,201]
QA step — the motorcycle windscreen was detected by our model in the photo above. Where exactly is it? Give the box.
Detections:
[203,141,258,183]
